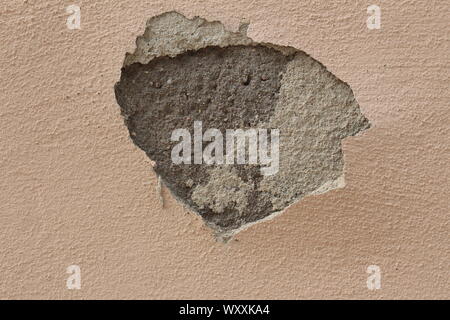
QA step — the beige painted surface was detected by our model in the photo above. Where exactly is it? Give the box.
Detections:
[0,0,448,299]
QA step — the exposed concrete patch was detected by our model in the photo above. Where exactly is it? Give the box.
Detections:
[124,11,252,66]
[115,11,370,240]
[259,52,371,212]
[191,166,252,215]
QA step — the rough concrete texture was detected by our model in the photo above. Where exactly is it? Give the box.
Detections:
[115,12,370,237]
[0,0,448,299]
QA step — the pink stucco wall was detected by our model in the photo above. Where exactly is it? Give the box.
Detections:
[0,0,448,299]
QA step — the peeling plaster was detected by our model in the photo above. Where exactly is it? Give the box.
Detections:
[115,12,370,239]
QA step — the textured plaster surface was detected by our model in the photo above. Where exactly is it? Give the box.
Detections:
[0,0,449,299]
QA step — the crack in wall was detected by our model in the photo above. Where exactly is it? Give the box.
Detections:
[114,11,370,240]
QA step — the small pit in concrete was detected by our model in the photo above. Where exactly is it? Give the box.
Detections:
[115,12,370,239]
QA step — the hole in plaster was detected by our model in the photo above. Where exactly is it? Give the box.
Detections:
[114,11,370,240]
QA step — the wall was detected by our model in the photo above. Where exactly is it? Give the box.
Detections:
[0,0,448,299]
